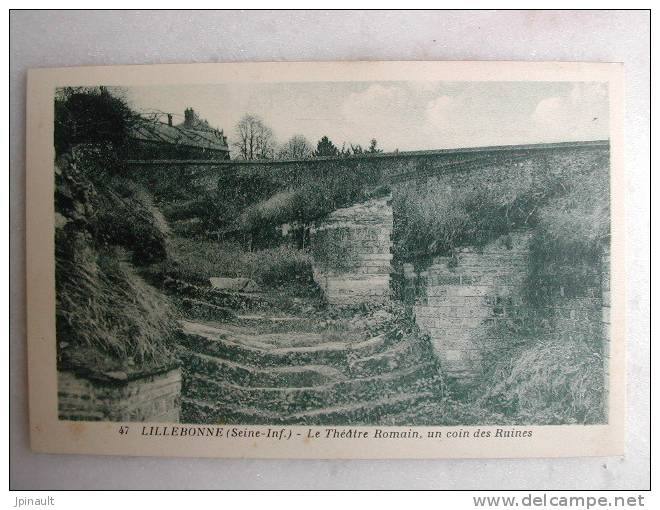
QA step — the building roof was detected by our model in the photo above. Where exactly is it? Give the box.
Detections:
[129,109,229,152]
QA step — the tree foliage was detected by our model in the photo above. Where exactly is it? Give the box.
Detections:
[312,136,382,158]
[54,86,137,156]
[367,138,383,154]
[277,134,313,160]
[350,144,364,155]
[232,114,276,160]
[313,135,340,158]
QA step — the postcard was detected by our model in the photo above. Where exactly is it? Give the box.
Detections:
[26,60,625,458]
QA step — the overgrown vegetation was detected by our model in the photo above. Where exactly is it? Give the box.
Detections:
[392,150,609,261]
[56,247,178,372]
[150,238,317,292]
[56,157,180,372]
[235,169,388,234]
[394,150,610,424]
[54,86,137,157]
[55,89,179,374]
[479,333,605,424]
[526,159,609,305]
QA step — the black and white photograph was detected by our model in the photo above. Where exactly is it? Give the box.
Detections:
[50,75,614,429]
[12,7,650,496]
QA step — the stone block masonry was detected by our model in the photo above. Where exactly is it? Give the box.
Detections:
[310,195,393,306]
[58,368,181,422]
[410,231,533,383]
[407,230,608,386]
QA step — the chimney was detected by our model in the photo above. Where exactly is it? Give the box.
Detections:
[184,107,195,126]
[167,114,173,126]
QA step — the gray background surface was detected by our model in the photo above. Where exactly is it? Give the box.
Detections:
[10,10,650,490]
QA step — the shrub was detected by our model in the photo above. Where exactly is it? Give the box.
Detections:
[392,150,610,261]
[157,237,316,291]
[54,86,137,156]
[238,190,297,231]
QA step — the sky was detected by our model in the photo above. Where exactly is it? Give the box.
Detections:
[122,80,609,154]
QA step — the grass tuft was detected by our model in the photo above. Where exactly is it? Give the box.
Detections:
[479,335,606,424]
[56,246,179,372]
[151,237,317,291]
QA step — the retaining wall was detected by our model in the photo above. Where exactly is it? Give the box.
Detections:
[58,368,182,422]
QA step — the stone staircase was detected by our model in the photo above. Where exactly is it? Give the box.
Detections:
[178,312,443,425]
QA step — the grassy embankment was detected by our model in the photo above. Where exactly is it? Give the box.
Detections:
[55,148,179,375]
[137,157,391,304]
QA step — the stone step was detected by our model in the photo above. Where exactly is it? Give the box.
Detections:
[162,277,269,310]
[178,297,237,321]
[181,362,437,415]
[180,350,345,388]
[347,339,422,376]
[229,314,322,335]
[181,391,435,425]
[179,321,393,368]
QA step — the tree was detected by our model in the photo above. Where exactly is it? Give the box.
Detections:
[350,144,363,155]
[232,114,276,160]
[367,138,383,154]
[277,134,313,160]
[54,86,137,156]
[313,136,339,158]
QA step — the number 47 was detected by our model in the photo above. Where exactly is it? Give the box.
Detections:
[118,425,130,435]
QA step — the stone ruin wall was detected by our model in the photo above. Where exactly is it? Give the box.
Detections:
[309,191,610,387]
[58,368,182,422]
[309,195,393,307]
[405,232,532,382]
[404,231,609,385]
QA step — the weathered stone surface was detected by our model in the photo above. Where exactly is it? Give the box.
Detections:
[58,368,181,422]
[310,196,393,306]
[411,231,533,383]
[407,230,609,386]
[209,277,260,292]
[178,311,442,425]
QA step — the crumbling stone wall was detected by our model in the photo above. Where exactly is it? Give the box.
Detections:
[310,196,393,306]
[405,231,608,386]
[58,368,181,422]
[407,232,532,383]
